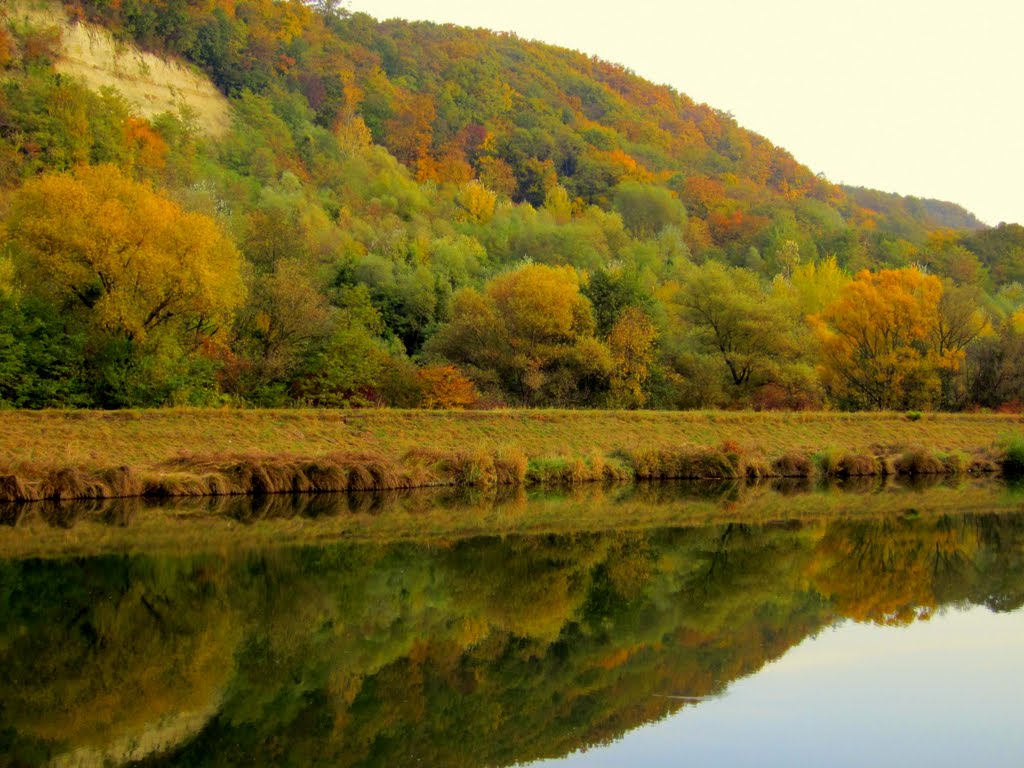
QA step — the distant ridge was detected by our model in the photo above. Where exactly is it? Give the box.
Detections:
[843,185,987,233]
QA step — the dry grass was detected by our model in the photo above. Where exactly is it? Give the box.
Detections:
[0,409,1022,501]
[771,453,815,478]
[893,449,948,476]
[629,448,739,480]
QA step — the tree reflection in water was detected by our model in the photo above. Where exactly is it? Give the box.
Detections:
[1,490,1024,766]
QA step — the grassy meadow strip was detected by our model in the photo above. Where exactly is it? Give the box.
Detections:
[1,409,1023,502]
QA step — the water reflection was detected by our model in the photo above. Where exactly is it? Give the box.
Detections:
[536,607,1024,767]
[0,473,1014,536]
[1,494,1024,765]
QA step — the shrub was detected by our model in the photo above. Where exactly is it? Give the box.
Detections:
[815,451,879,477]
[629,448,739,480]
[1001,435,1024,477]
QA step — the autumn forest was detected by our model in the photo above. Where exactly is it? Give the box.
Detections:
[2,0,1024,412]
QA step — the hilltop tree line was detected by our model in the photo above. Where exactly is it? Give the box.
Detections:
[1,2,1024,410]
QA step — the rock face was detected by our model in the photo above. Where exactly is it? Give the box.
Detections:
[9,0,231,136]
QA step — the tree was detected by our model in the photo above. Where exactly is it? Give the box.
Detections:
[583,267,648,337]
[6,164,245,345]
[931,283,990,408]
[4,164,246,405]
[229,259,334,402]
[304,0,349,22]
[417,364,479,409]
[291,284,390,406]
[426,263,611,405]
[612,181,686,239]
[773,255,849,318]
[486,263,593,348]
[667,261,796,392]
[812,268,945,410]
[608,307,657,408]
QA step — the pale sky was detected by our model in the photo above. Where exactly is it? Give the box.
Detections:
[347,0,1024,227]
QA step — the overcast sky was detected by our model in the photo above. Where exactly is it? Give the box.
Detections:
[346,0,1023,226]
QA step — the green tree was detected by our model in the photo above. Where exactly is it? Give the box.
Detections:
[292,284,389,405]
[612,181,687,239]
[665,261,797,394]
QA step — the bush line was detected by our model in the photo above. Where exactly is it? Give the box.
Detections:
[0,444,1016,504]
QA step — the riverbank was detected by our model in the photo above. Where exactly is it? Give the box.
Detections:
[3,476,1023,559]
[2,409,1023,502]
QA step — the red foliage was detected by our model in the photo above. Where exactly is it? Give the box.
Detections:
[707,210,770,244]
[995,400,1024,414]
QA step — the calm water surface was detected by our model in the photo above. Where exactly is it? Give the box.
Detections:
[1,480,1023,766]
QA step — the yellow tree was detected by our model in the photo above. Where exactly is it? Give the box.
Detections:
[608,307,657,408]
[6,164,245,344]
[812,268,944,410]
[773,255,850,318]
[486,263,594,348]
[426,263,612,405]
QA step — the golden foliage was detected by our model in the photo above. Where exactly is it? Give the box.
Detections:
[608,307,657,408]
[6,164,245,343]
[486,263,592,344]
[0,26,13,68]
[812,268,945,410]
[124,116,168,171]
[456,180,498,223]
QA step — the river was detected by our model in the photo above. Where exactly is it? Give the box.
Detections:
[1,478,1023,766]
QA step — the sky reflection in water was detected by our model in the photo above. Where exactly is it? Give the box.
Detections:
[535,607,1024,768]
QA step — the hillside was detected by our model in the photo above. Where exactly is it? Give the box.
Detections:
[1,0,1023,413]
[30,0,989,265]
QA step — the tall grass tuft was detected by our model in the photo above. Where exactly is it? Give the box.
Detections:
[40,468,111,501]
[814,451,881,477]
[0,475,32,503]
[526,457,574,485]
[893,449,947,476]
[771,453,814,478]
[495,448,529,485]
[629,448,739,480]
[601,455,633,483]
[443,451,498,487]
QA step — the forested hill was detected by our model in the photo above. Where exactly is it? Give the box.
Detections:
[15,0,991,264]
[1,0,1024,412]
